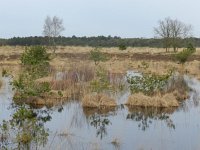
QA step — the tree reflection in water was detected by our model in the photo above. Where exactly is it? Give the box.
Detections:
[126,106,176,131]
[83,107,116,140]
[89,114,111,139]
[0,104,51,150]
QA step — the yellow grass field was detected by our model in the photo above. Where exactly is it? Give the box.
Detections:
[0,46,200,79]
[1,45,200,55]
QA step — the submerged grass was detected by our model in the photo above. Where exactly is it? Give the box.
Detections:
[0,80,2,89]
[111,138,121,150]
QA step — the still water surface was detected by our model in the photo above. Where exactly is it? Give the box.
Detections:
[0,75,200,150]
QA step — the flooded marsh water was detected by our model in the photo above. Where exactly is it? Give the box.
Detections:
[1,75,200,150]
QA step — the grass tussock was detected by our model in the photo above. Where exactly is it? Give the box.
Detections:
[82,93,117,108]
[1,46,200,78]
[15,93,65,107]
[126,73,189,108]
[126,93,179,107]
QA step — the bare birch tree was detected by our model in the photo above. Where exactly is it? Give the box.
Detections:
[154,17,192,52]
[43,16,65,53]
[154,17,171,52]
[170,19,192,52]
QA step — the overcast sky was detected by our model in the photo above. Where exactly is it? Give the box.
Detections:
[0,0,200,38]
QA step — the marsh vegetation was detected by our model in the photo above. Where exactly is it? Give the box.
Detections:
[0,43,200,150]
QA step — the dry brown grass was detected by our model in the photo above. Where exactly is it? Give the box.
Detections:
[1,45,196,56]
[14,91,73,107]
[28,64,96,107]
[166,75,189,101]
[0,46,25,56]
[51,80,73,90]
[193,48,200,55]
[50,55,200,80]
[103,59,200,79]
[0,45,200,54]
[55,46,188,54]
[48,64,94,95]
[0,65,21,78]
[82,93,117,108]
[0,46,200,78]
[2,46,198,109]
[57,46,200,55]
[126,93,179,107]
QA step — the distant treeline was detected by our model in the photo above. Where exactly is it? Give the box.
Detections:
[0,36,200,48]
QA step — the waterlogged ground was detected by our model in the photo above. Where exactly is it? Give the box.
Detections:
[1,75,200,150]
